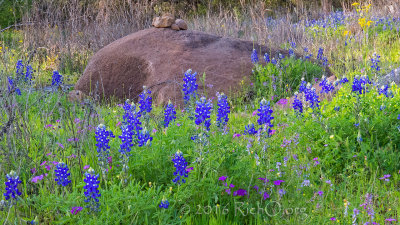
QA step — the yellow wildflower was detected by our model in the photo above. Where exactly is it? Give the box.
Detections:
[358,18,366,28]
[351,2,359,7]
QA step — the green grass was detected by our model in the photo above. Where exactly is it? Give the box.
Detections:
[1,8,400,225]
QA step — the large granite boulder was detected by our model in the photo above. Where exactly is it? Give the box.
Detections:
[74,28,328,106]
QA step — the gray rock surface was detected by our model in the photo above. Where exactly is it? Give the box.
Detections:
[375,67,400,86]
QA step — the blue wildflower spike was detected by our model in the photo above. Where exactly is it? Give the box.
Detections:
[164,100,176,128]
[194,97,212,131]
[257,98,274,135]
[182,69,198,106]
[304,84,320,109]
[15,60,24,80]
[251,49,259,64]
[317,47,324,60]
[244,123,257,135]
[95,124,115,173]
[25,65,33,84]
[51,70,63,87]
[336,76,349,86]
[370,53,381,72]
[122,101,142,139]
[4,170,22,202]
[138,86,152,116]
[292,93,303,114]
[352,75,371,95]
[172,150,189,185]
[319,76,335,94]
[378,85,392,98]
[137,128,153,147]
[55,162,71,186]
[119,124,133,158]
[159,197,169,209]
[299,78,307,93]
[216,92,230,131]
[83,168,101,213]
[7,77,21,95]
[264,53,270,63]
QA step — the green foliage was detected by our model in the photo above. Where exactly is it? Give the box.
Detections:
[2,4,400,225]
[251,57,324,101]
[295,83,400,175]
[0,0,29,28]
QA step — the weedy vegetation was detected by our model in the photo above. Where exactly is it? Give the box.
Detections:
[0,0,400,224]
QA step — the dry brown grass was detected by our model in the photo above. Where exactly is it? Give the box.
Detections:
[17,0,400,78]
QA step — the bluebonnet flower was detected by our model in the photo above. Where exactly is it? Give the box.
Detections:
[288,42,296,56]
[51,70,63,87]
[7,77,21,95]
[95,124,115,173]
[54,162,71,186]
[334,106,340,111]
[251,49,259,63]
[172,150,189,184]
[194,97,212,131]
[319,76,335,93]
[137,128,153,147]
[304,85,320,109]
[164,101,176,128]
[317,47,324,60]
[264,53,270,63]
[271,58,277,65]
[288,48,294,56]
[83,168,101,213]
[293,94,303,114]
[304,48,312,59]
[257,98,274,134]
[25,65,33,84]
[371,53,381,72]
[16,60,24,78]
[244,123,257,135]
[321,57,328,66]
[182,69,198,105]
[159,198,169,209]
[352,75,371,95]
[380,104,386,111]
[299,78,307,93]
[360,75,372,85]
[119,124,133,158]
[336,76,349,86]
[357,132,362,142]
[216,93,230,130]
[4,171,22,202]
[138,86,152,116]
[122,102,142,138]
[378,85,391,97]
